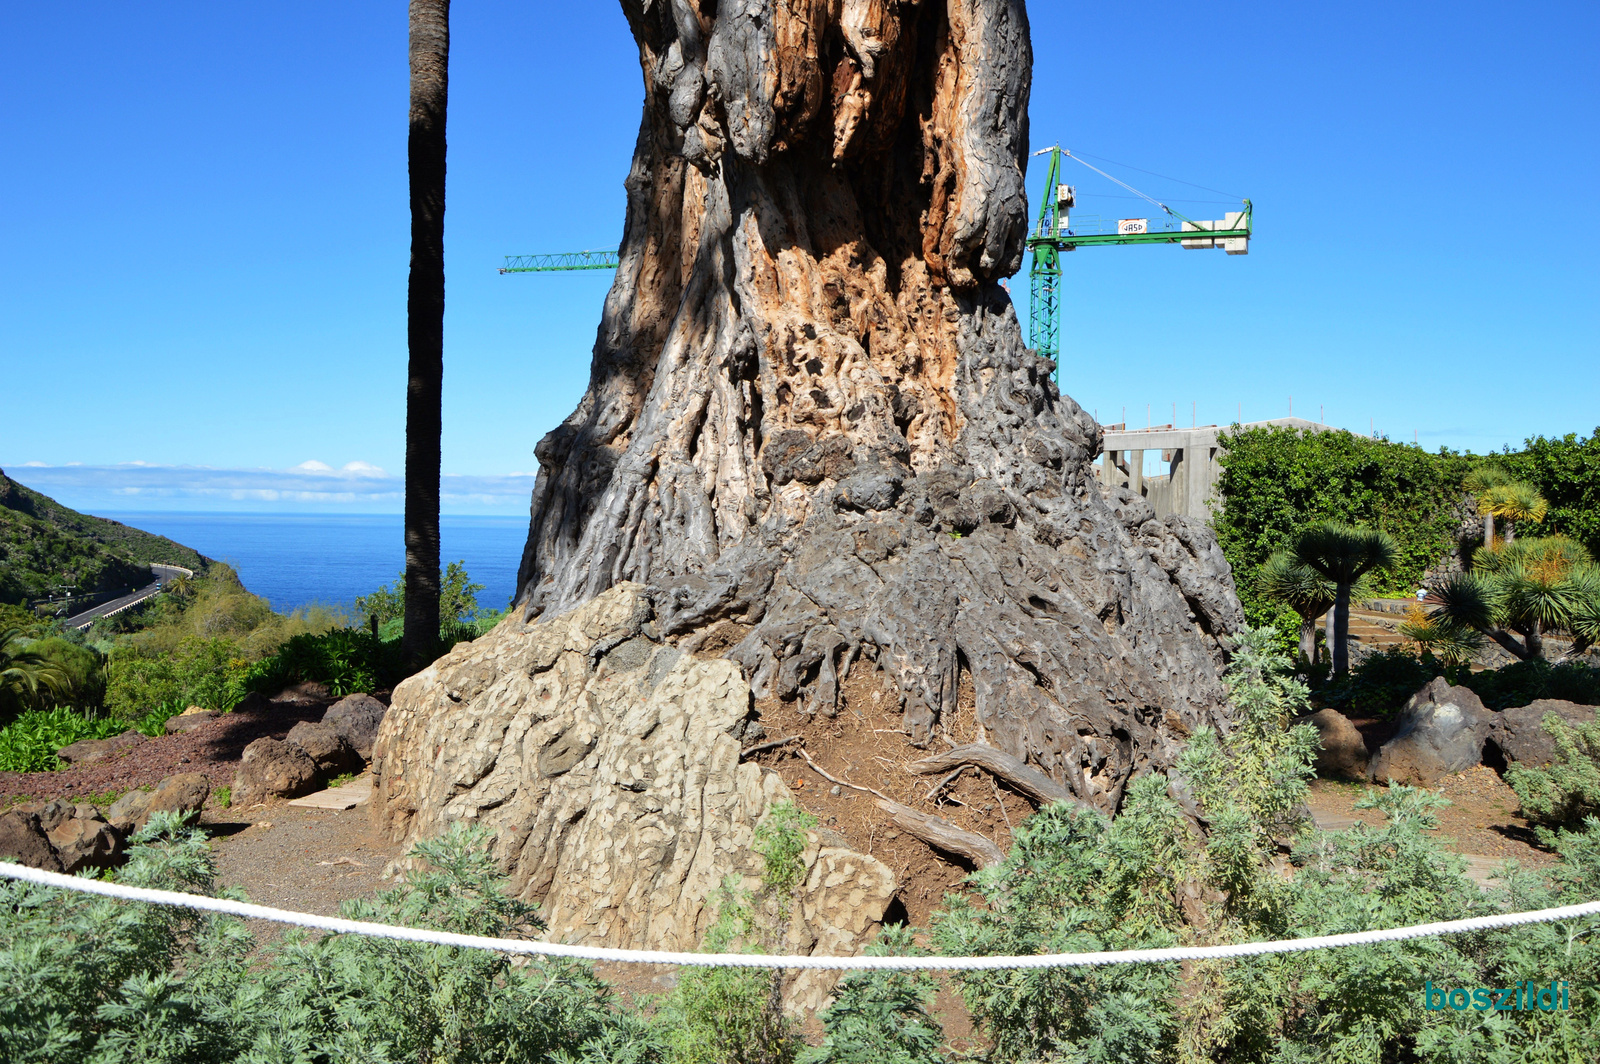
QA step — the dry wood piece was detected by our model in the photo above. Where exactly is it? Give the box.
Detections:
[740,735,802,760]
[908,743,1098,815]
[874,799,1004,869]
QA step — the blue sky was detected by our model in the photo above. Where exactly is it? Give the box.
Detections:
[3,1,1595,515]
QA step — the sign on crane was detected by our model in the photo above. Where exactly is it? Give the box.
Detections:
[1025,146,1252,381]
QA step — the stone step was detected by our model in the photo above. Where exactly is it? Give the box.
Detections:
[286,774,373,811]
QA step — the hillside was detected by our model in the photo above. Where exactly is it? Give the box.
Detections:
[0,468,209,606]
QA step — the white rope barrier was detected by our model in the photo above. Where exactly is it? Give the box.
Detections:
[5,862,1598,971]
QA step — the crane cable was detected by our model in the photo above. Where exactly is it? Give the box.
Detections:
[1062,150,1193,224]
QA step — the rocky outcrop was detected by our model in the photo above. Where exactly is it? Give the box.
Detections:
[1,773,212,874]
[1296,709,1369,780]
[1369,678,1492,785]
[322,694,387,759]
[286,721,361,776]
[232,739,319,806]
[165,708,217,734]
[106,772,210,835]
[1487,700,1600,770]
[0,810,62,873]
[46,813,120,873]
[56,729,145,765]
[373,584,897,1000]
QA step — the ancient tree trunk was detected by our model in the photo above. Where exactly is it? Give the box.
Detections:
[514,0,1242,813]
[403,0,448,667]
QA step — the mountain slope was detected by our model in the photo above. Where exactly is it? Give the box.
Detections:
[0,468,209,606]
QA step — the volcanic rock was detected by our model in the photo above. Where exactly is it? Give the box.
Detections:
[1295,709,1369,780]
[0,811,62,872]
[232,739,319,807]
[286,721,361,775]
[46,814,119,873]
[322,693,387,759]
[106,772,210,834]
[1369,678,1492,785]
[1486,700,1600,770]
[372,583,897,1007]
[57,729,145,765]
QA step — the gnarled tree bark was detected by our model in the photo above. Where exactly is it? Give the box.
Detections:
[515,0,1243,814]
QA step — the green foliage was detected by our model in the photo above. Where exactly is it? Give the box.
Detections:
[655,803,819,1064]
[1214,427,1473,626]
[107,637,252,716]
[241,628,401,697]
[0,707,127,772]
[1317,648,1600,717]
[212,785,231,809]
[1505,709,1600,831]
[800,926,944,1064]
[0,626,71,719]
[926,627,1600,1061]
[0,816,636,1063]
[357,560,487,626]
[1497,428,1600,557]
[0,703,172,771]
[1315,646,1460,717]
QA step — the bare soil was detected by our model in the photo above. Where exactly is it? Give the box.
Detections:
[1306,764,1556,870]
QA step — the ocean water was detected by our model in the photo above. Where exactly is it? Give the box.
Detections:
[103,513,528,617]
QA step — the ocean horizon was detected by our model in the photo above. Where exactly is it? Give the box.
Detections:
[103,512,528,618]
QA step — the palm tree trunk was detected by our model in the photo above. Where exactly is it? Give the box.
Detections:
[1332,582,1352,677]
[403,0,448,669]
[1504,523,1516,545]
[1524,619,1543,659]
[1483,512,1494,550]
[1299,614,1317,666]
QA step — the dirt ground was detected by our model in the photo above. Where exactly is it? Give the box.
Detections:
[1306,764,1557,871]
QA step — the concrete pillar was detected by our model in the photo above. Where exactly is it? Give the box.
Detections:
[1103,449,1118,489]
[1129,450,1144,497]
[1170,447,1187,517]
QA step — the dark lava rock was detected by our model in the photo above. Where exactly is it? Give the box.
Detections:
[232,738,319,806]
[1369,677,1491,785]
[1486,699,1600,771]
[322,694,388,760]
[0,811,62,872]
[56,730,146,766]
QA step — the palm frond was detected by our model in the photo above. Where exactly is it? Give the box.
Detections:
[1427,572,1502,633]
[1257,552,1336,616]
[1291,522,1398,583]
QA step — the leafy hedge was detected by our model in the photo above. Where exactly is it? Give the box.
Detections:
[1496,428,1600,557]
[1214,427,1472,634]
[0,705,172,773]
[1316,647,1600,717]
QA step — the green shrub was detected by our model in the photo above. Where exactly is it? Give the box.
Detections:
[0,703,171,772]
[0,707,129,772]
[654,802,818,1064]
[106,637,252,716]
[242,628,401,697]
[1464,658,1600,710]
[800,926,944,1064]
[1505,709,1600,831]
[1314,646,1459,716]
[0,816,636,1063]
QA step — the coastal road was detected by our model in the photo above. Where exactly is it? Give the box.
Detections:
[64,564,194,630]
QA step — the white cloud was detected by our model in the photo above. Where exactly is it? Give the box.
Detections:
[2,463,539,515]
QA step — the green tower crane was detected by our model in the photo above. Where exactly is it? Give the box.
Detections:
[499,249,620,273]
[1024,146,1252,381]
